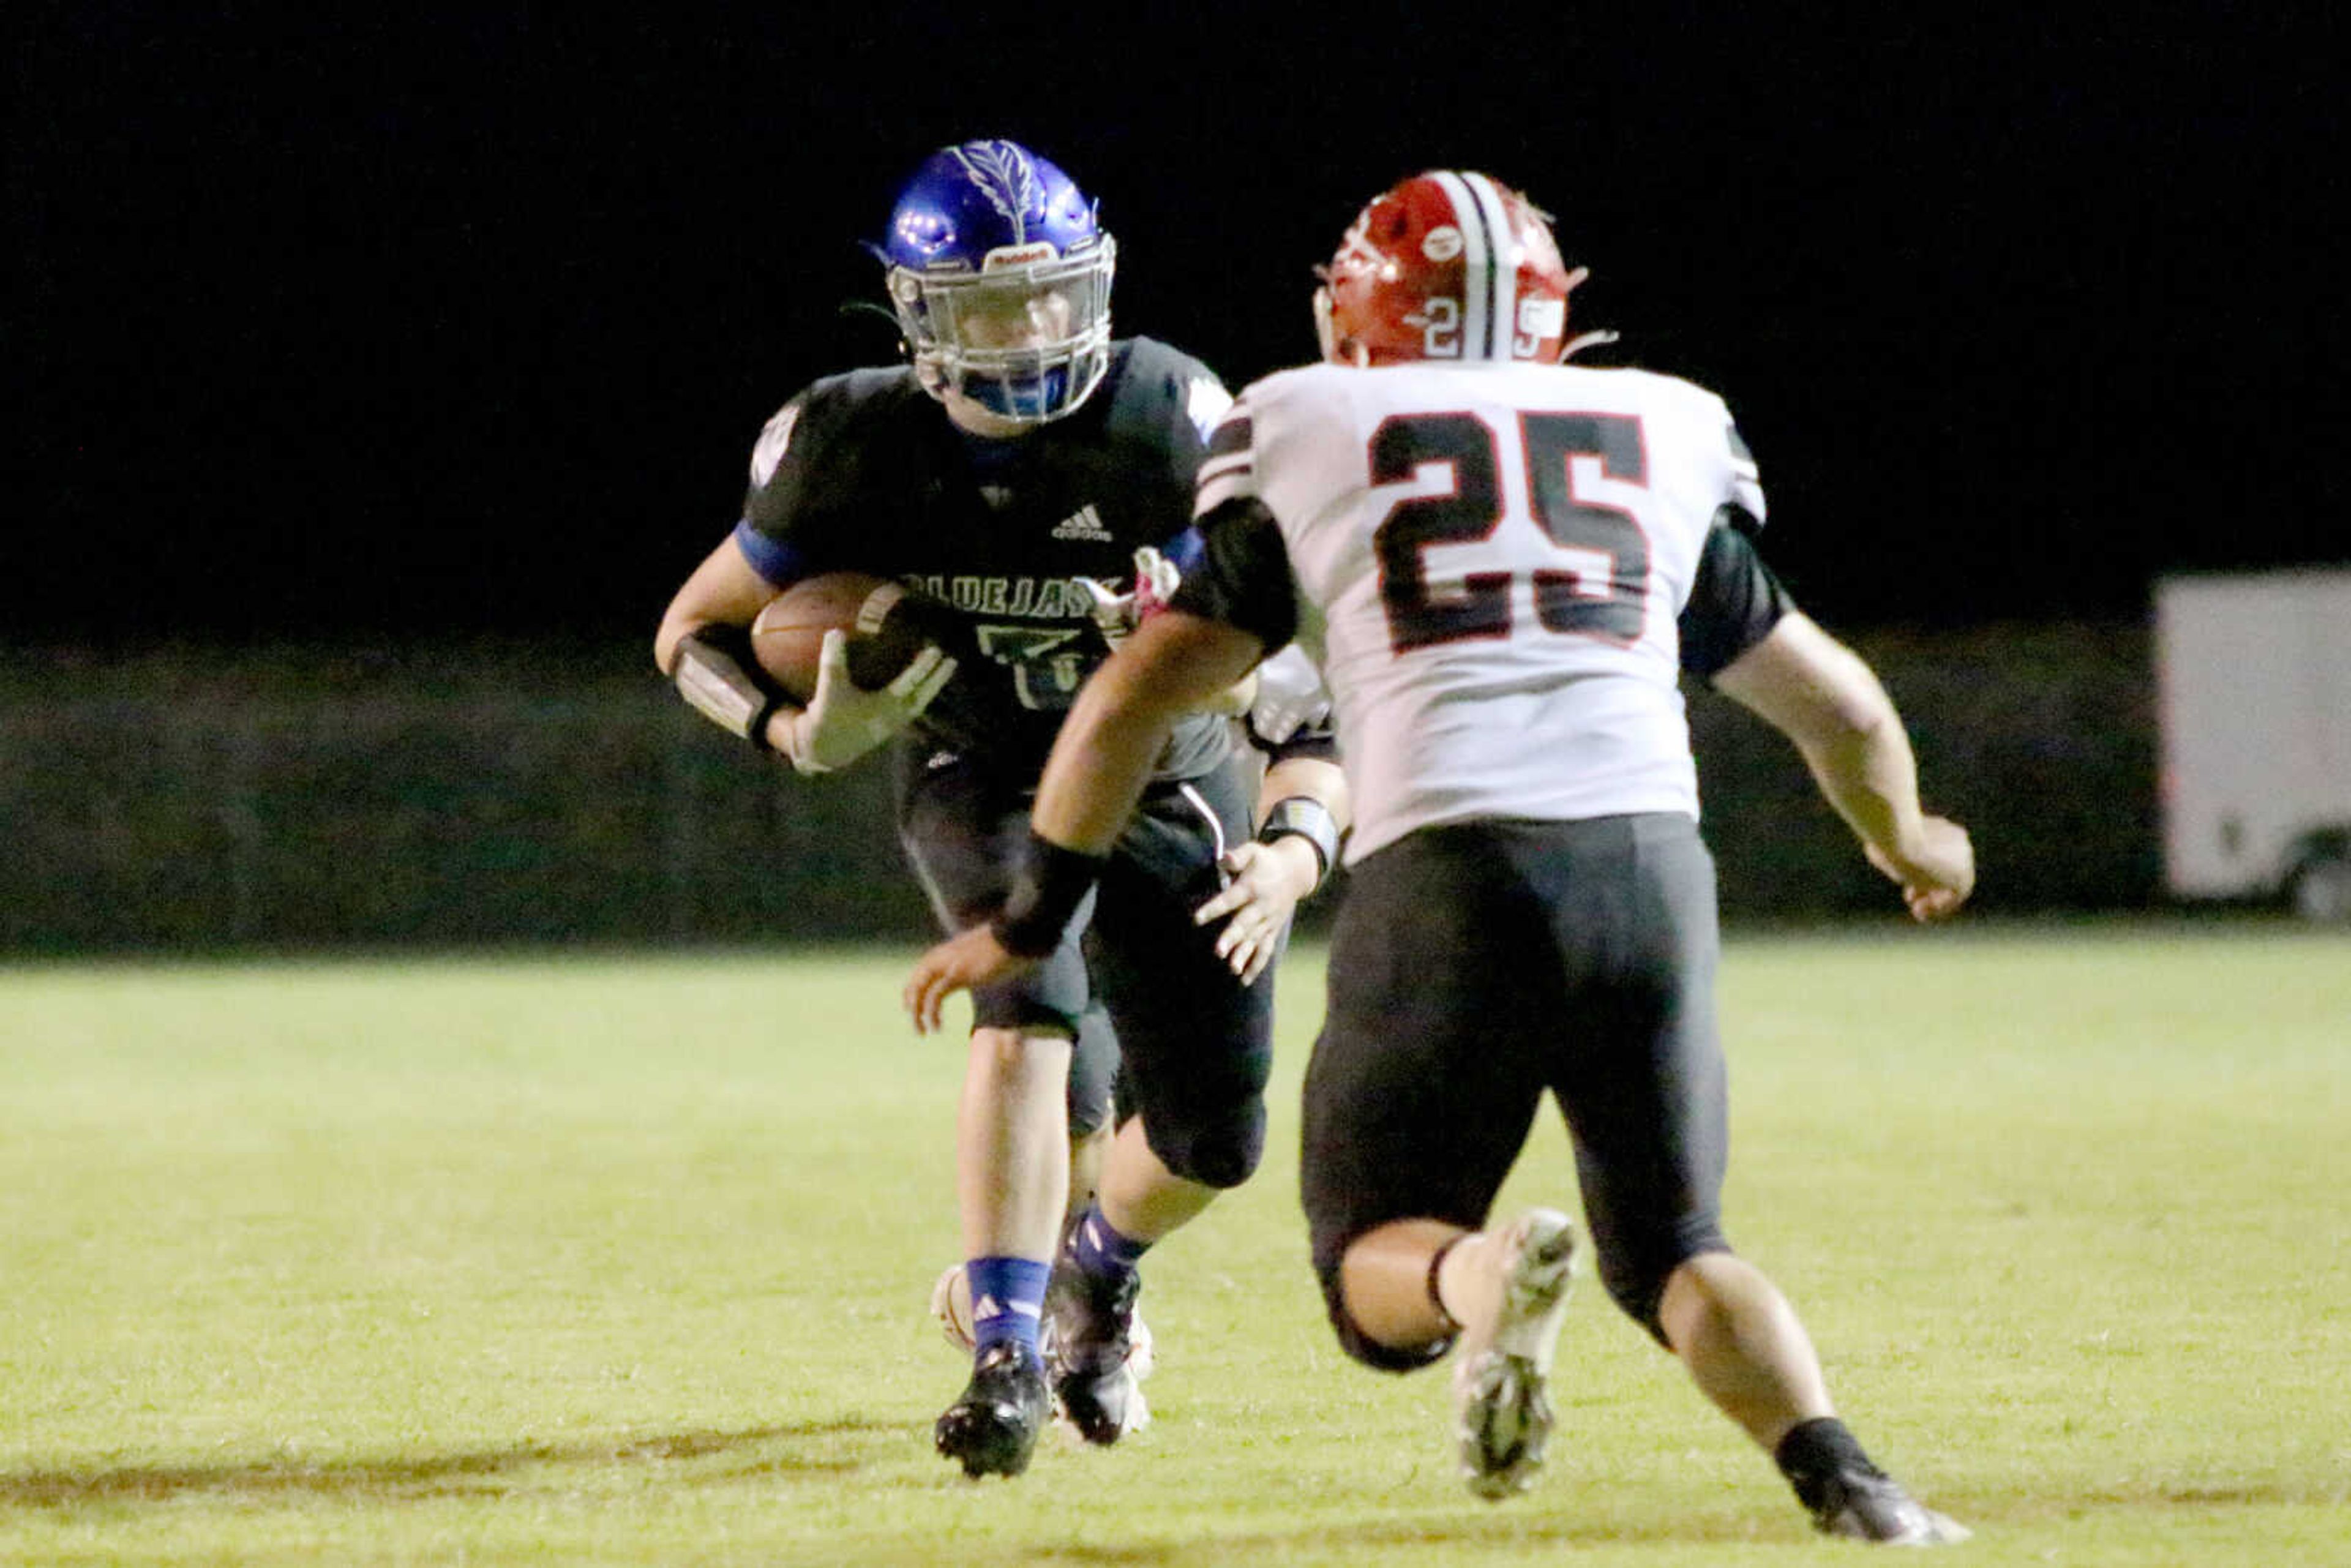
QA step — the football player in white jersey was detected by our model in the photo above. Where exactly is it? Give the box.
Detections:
[907,170,1972,1543]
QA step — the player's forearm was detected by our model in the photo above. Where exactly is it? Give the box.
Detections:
[1258,756,1349,832]
[990,648,1187,958]
[998,613,1270,957]
[1032,659,1183,854]
[1715,614,1936,871]
[1793,709,1932,867]
[1251,755,1348,897]
[666,622,792,747]
[1033,612,1269,854]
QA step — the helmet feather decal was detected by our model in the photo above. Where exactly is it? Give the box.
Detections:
[948,141,1043,245]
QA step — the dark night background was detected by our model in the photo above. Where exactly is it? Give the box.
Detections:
[9,6,2345,647]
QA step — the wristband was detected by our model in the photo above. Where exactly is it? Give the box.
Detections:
[1258,797,1341,890]
[992,832,1109,957]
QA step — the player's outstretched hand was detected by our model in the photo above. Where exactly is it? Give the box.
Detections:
[906,925,1035,1035]
[1867,814,1975,923]
[774,629,956,776]
[1194,838,1318,983]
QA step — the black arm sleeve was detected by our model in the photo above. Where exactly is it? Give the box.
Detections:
[1679,519,1794,679]
[1166,496,1299,651]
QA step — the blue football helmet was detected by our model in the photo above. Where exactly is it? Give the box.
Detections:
[880,140,1116,424]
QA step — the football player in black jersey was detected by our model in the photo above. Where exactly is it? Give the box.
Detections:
[654,140,1347,1480]
[908,171,1972,1542]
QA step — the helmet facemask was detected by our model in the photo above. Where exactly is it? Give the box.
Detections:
[889,238,1116,424]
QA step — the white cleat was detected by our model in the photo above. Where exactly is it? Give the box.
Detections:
[1449,1207,1578,1501]
[1812,1469,1973,1546]
[929,1262,1155,1381]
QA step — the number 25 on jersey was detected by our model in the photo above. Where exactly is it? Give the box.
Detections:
[1372,411,1651,655]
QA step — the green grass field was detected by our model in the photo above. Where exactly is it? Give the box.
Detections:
[4,926,2347,1566]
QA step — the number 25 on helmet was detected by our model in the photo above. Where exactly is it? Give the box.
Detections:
[877,138,1117,424]
[1314,170,1611,369]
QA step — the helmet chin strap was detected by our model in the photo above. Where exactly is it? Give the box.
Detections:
[1554,266,1617,361]
[1561,328,1620,361]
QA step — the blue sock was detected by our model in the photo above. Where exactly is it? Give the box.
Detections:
[966,1256,1051,1357]
[1066,1202,1152,1283]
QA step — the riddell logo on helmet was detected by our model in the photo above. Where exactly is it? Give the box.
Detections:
[1422,227,1464,263]
[982,242,1057,271]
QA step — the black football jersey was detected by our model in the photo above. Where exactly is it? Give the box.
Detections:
[734,338,1235,781]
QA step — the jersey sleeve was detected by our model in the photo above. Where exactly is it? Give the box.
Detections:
[1193,397,1257,519]
[1679,521,1793,678]
[1118,339,1234,549]
[732,382,853,588]
[1723,418,1766,530]
[1164,392,1302,650]
[1168,496,1300,653]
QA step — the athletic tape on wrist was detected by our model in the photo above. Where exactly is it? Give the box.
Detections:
[1258,796,1341,889]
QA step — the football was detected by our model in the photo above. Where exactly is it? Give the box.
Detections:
[751,571,918,704]
[749,572,1003,752]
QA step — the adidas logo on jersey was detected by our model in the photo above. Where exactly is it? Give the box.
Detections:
[1051,504,1113,542]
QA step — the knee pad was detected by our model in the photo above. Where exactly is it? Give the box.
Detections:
[1144,1099,1265,1191]
[1065,1006,1117,1136]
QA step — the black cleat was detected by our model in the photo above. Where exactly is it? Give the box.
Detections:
[1810,1465,1972,1545]
[934,1341,1049,1479]
[1042,1254,1150,1445]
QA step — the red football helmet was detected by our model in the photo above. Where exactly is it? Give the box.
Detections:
[1315,171,1599,367]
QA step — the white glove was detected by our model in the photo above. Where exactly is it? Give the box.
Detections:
[1078,546,1183,648]
[1247,645,1333,746]
[771,629,956,776]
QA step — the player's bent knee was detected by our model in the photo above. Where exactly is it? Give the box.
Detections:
[1064,1057,1114,1136]
[1599,1266,1675,1346]
[1330,1309,1452,1373]
[1147,1102,1265,1190]
[1314,1259,1450,1374]
[967,1024,1073,1053]
[1596,1239,1733,1348]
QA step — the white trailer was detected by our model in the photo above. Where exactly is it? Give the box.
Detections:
[2156,569,2351,920]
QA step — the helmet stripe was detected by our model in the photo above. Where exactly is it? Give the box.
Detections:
[1458,172,1519,361]
[1427,171,1491,359]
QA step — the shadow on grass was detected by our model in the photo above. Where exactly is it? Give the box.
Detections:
[939,1480,2330,1566]
[0,1416,898,1510]
[942,1507,1790,1566]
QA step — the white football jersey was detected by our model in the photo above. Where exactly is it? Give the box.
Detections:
[1197,360,1766,863]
